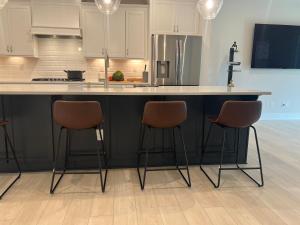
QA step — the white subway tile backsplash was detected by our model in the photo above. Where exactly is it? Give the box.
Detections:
[0,38,148,81]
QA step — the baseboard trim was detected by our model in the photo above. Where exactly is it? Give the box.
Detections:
[261,113,300,120]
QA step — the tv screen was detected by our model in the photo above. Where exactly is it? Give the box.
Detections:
[251,24,300,69]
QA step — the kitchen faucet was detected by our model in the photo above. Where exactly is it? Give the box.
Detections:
[104,48,109,89]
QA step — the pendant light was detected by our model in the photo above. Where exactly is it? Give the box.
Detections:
[0,0,8,10]
[95,0,121,15]
[197,0,223,20]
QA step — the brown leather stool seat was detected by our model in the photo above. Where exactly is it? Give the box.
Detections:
[209,101,262,128]
[0,120,21,199]
[200,100,264,188]
[50,101,108,194]
[0,120,8,126]
[53,101,104,129]
[137,101,191,190]
[142,101,187,128]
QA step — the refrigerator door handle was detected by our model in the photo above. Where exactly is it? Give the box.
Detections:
[175,39,180,85]
[178,37,187,86]
[178,39,182,85]
[151,35,158,86]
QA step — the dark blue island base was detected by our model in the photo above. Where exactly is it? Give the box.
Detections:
[0,94,258,172]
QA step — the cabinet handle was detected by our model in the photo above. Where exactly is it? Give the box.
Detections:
[126,49,129,56]
[10,46,13,53]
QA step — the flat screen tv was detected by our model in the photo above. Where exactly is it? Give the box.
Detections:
[251,24,300,69]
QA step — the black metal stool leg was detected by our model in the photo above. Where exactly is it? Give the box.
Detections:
[200,127,226,188]
[96,126,108,192]
[64,129,70,171]
[200,123,213,165]
[0,126,21,200]
[137,125,145,189]
[171,128,179,169]
[50,127,64,194]
[100,125,108,181]
[4,136,8,164]
[137,126,150,190]
[234,128,240,165]
[177,126,191,187]
[236,126,264,187]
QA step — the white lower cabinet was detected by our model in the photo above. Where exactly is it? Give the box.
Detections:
[0,3,37,57]
[82,4,148,59]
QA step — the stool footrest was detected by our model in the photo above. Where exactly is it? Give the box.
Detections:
[146,166,188,172]
[55,170,107,175]
[137,126,191,190]
[138,149,175,155]
[220,166,261,171]
[67,151,106,157]
[50,126,108,194]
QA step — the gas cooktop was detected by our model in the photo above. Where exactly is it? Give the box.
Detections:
[32,78,85,82]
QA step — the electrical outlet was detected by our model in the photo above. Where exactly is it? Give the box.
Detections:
[96,129,104,141]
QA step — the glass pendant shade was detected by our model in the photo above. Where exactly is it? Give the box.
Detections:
[0,0,8,10]
[95,0,121,15]
[197,0,223,20]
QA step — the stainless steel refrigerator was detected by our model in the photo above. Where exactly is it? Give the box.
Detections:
[151,34,202,86]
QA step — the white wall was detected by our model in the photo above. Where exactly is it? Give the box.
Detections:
[200,0,300,120]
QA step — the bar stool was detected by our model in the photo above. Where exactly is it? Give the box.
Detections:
[200,100,264,188]
[50,101,108,193]
[137,101,191,190]
[0,120,21,199]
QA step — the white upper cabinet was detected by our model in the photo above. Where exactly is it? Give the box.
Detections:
[81,4,148,59]
[150,0,202,35]
[31,3,80,29]
[151,1,175,33]
[175,2,199,34]
[126,8,147,59]
[81,7,106,58]
[0,3,37,57]
[108,8,126,58]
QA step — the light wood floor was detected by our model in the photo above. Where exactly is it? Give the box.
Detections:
[0,121,300,225]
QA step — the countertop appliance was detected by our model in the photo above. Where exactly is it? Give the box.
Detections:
[151,34,202,86]
[64,70,85,81]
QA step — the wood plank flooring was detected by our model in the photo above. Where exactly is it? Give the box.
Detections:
[0,121,300,225]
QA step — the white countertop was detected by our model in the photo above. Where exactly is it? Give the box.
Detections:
[0,83,271,96]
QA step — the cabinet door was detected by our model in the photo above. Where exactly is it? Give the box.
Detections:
[32,3,80,29]
[0,9,7,55]
[176,2,200,35]
[126,8,147,59]
[7,6,35,56]
[82,8,106,58]
[151,1,175,34]
[108,8,126,58]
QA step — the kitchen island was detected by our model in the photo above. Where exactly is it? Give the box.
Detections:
[0,84,271,171]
